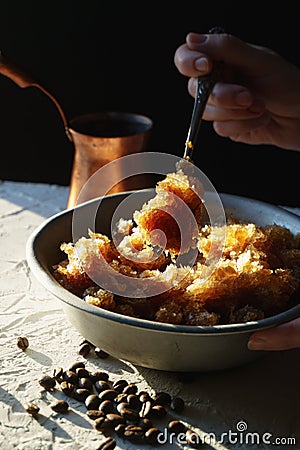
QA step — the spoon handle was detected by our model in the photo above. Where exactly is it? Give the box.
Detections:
[183,27,225,161]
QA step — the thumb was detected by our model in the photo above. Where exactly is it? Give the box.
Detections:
[248,317,300,351]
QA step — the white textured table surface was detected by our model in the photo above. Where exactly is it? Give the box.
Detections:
[1,180,300,450]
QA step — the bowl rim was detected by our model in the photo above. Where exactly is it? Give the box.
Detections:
[26,190,300,335]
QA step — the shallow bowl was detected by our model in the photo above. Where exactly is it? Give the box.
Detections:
[26,190,300,372]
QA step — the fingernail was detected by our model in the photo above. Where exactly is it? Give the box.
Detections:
[189,33,208,44]
[194,57,209,73]
[236,90,252,106]
[248,337,267,350]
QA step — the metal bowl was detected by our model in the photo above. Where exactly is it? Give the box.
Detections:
[26,190,300,372]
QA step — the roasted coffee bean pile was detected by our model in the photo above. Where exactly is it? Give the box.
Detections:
[33,346,203,449]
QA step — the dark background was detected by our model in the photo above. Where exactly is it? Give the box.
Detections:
[1,1,299,206]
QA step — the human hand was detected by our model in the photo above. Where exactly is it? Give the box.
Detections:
[248,317,300,351]
[174,32,300,151]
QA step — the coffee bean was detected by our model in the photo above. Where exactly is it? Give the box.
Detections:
[140,400,152,418]
[139,391,152,403]
[25,402,39,417]
[85,394,101,410]
[122,383,138,395]
[63,370,78,385]
[78,377,93,391]
[124,425,144,443]
[94,380,111,393]
[68,361,85,372]
[61,381,74,397]
[17,336,29,351]
[94,416,111,431]
[99,400,114,415]
[115,393,128,404]
[118,405,139,422]
[98,389,117,402]
[38,375,56,391]
[170,396,185,413]
[90,371,109,383]
[138,417,153,431]
[114,423,126,437]
[149,404,167,420]
[185,429,203,448]
[145,427,160,445]
[94,348,109,359]
[78,342,91,357]
[73,388,90,402]
[50,400,69,414]
[168,419,186,434]
[86,410,105,420]
[153,391,172,406]
[76,367,90,378]
[106,413,125,427]
[112,379,128,393]
[96,436,116,450]
[52,367,64,381]
[127,394,142,411]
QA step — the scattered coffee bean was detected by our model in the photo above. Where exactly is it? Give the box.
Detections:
[68,361,85,372]
[170,396,185,413]
[118,405,139,422]
[78,342,91,357]
[124,425,144,443]
[99,400,115,415]
[145,427,160,445]
[94,416,111,431]
[149,404,167,420]
[106,413,125,427]
[76,367,90,378]
[86,410,105,420]
[122,383,138,395]
[115,393,128,404]
[114,423,126,437]
[138,417,153,431]
[50,400,69,414]
[96,436,116,450]
[168,419,186,434]
[63,370,78,385]
[94,347,109,359]
[73,388,90,402]
[78,377,93,391]
[38,375,56,391]
[94,380,111,393]
[139,391,152,403]
[52,367,64,381]
[185,429,203,448]
[25,402,39,417]
[17,336,29,351]
[98,389,117,402]
[85,394,101,410]
[90,371,109,383]
[140,400,152,418]
[61,381,74,397]
[127,394,142,411]
[112,379,128,393]
[153,391,172,406]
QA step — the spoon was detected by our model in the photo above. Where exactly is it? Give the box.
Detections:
[0,51,72,141]
[183,26,225,162]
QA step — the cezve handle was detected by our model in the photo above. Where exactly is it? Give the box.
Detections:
[0,51,71,140]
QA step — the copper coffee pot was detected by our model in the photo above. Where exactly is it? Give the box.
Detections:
[0,52,153,208]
